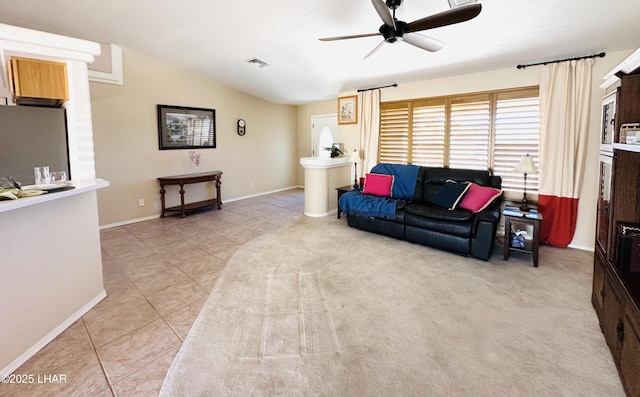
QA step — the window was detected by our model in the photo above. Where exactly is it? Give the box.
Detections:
[379,87,539,194]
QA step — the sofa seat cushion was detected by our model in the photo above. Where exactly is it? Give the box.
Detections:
[388,208,405,224]
[405,203,473,222]
[405,211,474,238]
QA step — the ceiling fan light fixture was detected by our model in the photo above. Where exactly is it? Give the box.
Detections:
[385,0,403,9]
[379,20,407,43]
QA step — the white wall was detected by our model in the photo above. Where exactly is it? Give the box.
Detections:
[0,191,105,373]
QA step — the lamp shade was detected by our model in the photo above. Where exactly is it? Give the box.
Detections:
[513,154,538,174]
[349,149,360,163]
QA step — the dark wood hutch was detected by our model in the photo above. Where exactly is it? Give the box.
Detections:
[593,47,640,397]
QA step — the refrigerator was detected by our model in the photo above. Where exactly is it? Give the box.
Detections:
[0,105,70,186]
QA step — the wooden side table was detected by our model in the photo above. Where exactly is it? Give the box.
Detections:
[158,171,222,218]
[503,208,543,267]
[336,185,354,219]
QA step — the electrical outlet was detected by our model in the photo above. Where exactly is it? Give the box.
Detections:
[249,181,253,188]
[138,198,145,207]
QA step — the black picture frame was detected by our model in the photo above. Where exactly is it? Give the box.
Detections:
[157,104,216,150]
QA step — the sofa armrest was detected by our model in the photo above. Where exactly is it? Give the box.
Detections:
[475,206,501,224]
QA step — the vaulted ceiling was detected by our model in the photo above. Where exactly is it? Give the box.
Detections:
[0,0,638,104]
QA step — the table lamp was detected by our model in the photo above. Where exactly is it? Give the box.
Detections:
[513,153,539,212]
[349,149,361,189]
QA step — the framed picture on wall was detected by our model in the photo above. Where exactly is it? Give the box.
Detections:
[157,104,216,150]
[338,95,358,125]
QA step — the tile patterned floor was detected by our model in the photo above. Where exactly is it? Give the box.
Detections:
[0,188,305,397]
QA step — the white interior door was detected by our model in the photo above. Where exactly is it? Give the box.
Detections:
[311,114,338,157]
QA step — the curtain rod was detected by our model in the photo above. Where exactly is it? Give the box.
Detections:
[357,83,398,92]
[517,52,605,69]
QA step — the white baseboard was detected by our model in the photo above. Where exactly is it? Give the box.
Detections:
[100,214,160,229]
[100,186,302,229]
[1,290,107,376]
[304,209,337,218]
[224,186,301,203]
[568,243,594,252]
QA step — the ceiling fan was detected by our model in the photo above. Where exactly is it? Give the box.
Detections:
[319,0,482,59]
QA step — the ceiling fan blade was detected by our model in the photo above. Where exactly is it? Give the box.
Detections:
[403,33,445,52]
[371,0,396,29]
[364,40,386,59]
[319,32,381,41]
[407,3,481,32]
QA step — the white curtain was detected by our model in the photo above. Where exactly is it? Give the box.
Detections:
[359,89,380,174]
[538,58,594,246]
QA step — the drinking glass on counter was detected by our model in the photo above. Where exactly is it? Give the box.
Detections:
[50,171,67,184]
[34,166,50,185]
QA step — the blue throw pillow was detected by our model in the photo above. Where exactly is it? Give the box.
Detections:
[432,180,470,210]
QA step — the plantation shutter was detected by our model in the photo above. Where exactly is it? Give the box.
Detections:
[411,99,446,167]
[379,102,410,164]
[494,88,540,193]
[377,87,540,197]
[449,95,491,170]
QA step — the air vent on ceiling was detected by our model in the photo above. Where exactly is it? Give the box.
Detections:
[247,58,270,68]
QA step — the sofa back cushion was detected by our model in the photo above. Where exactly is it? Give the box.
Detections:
[414,167,495,204]
[370,163,420,200]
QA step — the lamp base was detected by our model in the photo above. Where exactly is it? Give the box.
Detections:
[519,202,531,213]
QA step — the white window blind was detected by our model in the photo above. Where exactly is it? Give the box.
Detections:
[379,102,410,164]
[449,95,490,170]
[494,91,540,193]
[378,87,540,194]
[411,99,446,167]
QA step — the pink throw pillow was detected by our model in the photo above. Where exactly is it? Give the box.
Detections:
[363,173,394,198]
[458,183,502,213]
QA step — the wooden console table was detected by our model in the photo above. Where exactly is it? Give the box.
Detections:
[158,171,222,218]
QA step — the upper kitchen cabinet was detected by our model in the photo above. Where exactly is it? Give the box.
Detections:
[8,56,69,107]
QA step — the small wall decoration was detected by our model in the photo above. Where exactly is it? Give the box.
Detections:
[157,104,216,150]
[237,119,246,136]
[338,95,358,125]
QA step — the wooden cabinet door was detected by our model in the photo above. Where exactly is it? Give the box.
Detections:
[596,155,613,254]
[593,249,606,322]
[601,90,617,148]
[620,306,640,396]
[603,274,624,362]
[9,57,68,106]
[617,74,640,140]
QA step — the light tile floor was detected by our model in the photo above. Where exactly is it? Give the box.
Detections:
[0,188,305,397]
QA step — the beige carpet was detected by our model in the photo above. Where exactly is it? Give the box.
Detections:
[160,216,624,396]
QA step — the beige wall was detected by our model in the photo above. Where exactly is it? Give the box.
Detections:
[296,49,633,249]
[94,47,634,249]
[294,100,337,185]
[90,49,298,226]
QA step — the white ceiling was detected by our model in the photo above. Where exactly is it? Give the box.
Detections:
[0,0,639,105]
